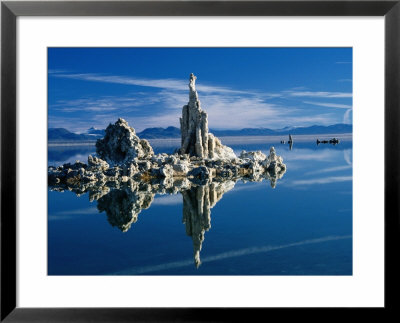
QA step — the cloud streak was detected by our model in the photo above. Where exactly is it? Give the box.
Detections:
[303,101,352,109]
[304,165,352,176]
[290,176,352,186]
[49,72,352,132]
[49,207,99,220]
[52,95,161,114]
[286,91,352,98]
[343,109,352,124]
[152,194,182,206]
[110,235,351,275]
[51,72,247,95]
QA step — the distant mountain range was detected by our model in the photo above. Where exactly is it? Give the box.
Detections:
[86,127,106,136]
[138,124,353,138]
[48,128,97,141]
[48,124,352,141]
[137,126,181,139]
[210,124,352,137]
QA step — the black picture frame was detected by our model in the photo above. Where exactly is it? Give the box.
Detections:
[1,0,399,321]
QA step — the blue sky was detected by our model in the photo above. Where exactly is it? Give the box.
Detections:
[48,48,352,133]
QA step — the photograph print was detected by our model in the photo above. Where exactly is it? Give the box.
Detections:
[48,48,352,275]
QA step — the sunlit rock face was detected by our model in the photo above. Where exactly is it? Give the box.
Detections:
[180,73,236,160]
[96,118,153,165]
[239,150,267,162]
[88,155,109,172]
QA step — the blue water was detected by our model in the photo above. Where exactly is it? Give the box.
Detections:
[48,138,352,275]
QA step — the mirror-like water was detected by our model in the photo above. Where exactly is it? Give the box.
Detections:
[48,137,352,275]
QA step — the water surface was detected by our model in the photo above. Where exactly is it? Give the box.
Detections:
[48,136,352,275]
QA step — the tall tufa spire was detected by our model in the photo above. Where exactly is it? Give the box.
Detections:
[179,73,236,160]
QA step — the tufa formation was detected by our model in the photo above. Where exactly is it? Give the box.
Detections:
[180,73,236,159]
[96,118,153,165]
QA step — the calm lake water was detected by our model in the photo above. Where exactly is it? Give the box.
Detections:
[48,136,352,275]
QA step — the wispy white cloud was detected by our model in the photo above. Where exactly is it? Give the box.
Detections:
[126,93,337,131]
[48,69,68,74]
[49,207,98,220]
[152,194,182,206]
[110,235,351,275]
[284,149,340,162]
[343,149,352,165]
[52,95,160,113]
[343,109,352,124]
[51,72,247,95]
[286,91,352,98]
[304,165,352,176]
[49,72,351,132]
[301,100,353,125]
[290,176,352,186]
[303,101,352,109]
[52,72,353,99]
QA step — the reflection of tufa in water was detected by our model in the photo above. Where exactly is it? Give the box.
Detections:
[182,181,235,268]
[288,134,293,150]
[97,186,154,232]
[281,134,293,150]
[49,171,282,267]
[316,138,340,146]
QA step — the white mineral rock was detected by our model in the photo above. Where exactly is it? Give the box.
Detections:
[87,155,109,171]
[180,73,236,160]
[96,118,154,165]
[239,150,267,162]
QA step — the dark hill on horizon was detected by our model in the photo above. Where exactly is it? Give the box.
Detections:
[48,128,97,141]
[210,124,352,137]
[137,123,352,138]
[137,126,181,139]
[48,124,352,141]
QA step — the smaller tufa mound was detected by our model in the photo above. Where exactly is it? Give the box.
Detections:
[207,133,236,160]
[96,118,153,165]
[88,155,109,171]
[239,150,267,162]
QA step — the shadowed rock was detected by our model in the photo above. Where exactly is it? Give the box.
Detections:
[96,118,153,165]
